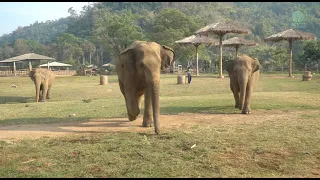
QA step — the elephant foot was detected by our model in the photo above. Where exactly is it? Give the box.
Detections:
[241,108,251,114]
[142,120,153,127]
[128,114,137,121]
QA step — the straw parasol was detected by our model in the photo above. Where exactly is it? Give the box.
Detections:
[264,29,316,77]
[195,22,250,78]
[220,37,258,57]
[175,35,218,76]
[0,53,56,72]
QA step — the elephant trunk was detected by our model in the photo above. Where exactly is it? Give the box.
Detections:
[238,71,248,111]
[150,80,160,134]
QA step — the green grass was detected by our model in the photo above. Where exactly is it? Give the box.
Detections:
[0,73,320,177]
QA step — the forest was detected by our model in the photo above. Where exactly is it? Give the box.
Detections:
[0,2,319,72]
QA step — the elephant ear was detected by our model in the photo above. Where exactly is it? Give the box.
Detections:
[226,60,234,74]
[252,58,261,73]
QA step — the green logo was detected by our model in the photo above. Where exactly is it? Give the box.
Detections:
[291,11,305,28]
[292,11,304,23]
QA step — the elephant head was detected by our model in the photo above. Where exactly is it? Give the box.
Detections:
[116,41,175,134]
[226,55,261,114]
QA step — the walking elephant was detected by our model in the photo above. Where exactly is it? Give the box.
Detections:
[116,41,175,134]
[226,55,261,114]
[29,68,55,102]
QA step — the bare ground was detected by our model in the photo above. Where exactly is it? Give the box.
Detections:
[0,109,313,141]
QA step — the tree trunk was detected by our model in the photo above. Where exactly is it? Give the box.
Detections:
[89,52,92,65]
[100,48,103,64]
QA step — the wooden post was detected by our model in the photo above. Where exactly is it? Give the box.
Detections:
[219,35,224,78]
[177,75,185,84]
[195,45,199,76]
[235,45,239,57]
[28,60,32,71]
[13,61,16,76]
[302,71,312,81]
[289,39,293,78]
[100,75,108,85]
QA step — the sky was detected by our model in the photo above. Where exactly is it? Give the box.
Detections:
[0,2,92,37]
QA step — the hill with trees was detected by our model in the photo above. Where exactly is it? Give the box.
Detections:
[0,2,319,72]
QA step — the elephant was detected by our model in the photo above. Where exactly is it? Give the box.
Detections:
[116,41,175,134]
[226,54,261,114]
[29,68,55,102]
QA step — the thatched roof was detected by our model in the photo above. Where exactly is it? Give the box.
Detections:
[220,37,258,47]
[39,62,72,67]
[0,53,55,62]
[264,29,316,42]
[175,35,218,46]
[0,58,20,63]
[195,22,250,36]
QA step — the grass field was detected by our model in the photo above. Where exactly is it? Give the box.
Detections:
[0,73,320,177]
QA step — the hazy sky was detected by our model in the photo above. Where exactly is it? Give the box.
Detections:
[0,2,91,36]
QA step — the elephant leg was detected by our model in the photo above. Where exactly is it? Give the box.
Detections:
[46,89,51,99]
[35,83,41,102]
[41,83,49,102]
[46,85,52,99]
[142,87,153,127]
[242,74,258,114]
[242,82,253,114]
[229,74,240,108]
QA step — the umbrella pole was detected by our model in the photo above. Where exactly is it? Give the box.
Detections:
[195,45,199,76]
[289,39,293,78]
[219,35,224,78]
[235,45,239,57]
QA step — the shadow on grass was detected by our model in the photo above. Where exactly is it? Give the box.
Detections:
[0,96,33,104]
[0,116,140,134]
[0,105,240,134]
[161,105,238,115]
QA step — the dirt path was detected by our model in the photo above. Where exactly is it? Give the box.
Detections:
[0,110,309,141]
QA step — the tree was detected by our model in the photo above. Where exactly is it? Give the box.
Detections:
[299,40,320,71]
[13,39,29,56]
[92,8,146,60]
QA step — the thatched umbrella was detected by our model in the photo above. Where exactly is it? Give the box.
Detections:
[220,37,258,57]
[175,35,218,76]
[264,29,316,77]
[195,22,250,78]
[0,53,56,72]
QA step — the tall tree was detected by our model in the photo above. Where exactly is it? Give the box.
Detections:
[92,8,145,60]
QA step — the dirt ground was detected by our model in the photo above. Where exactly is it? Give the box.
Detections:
[0,110,310,141]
